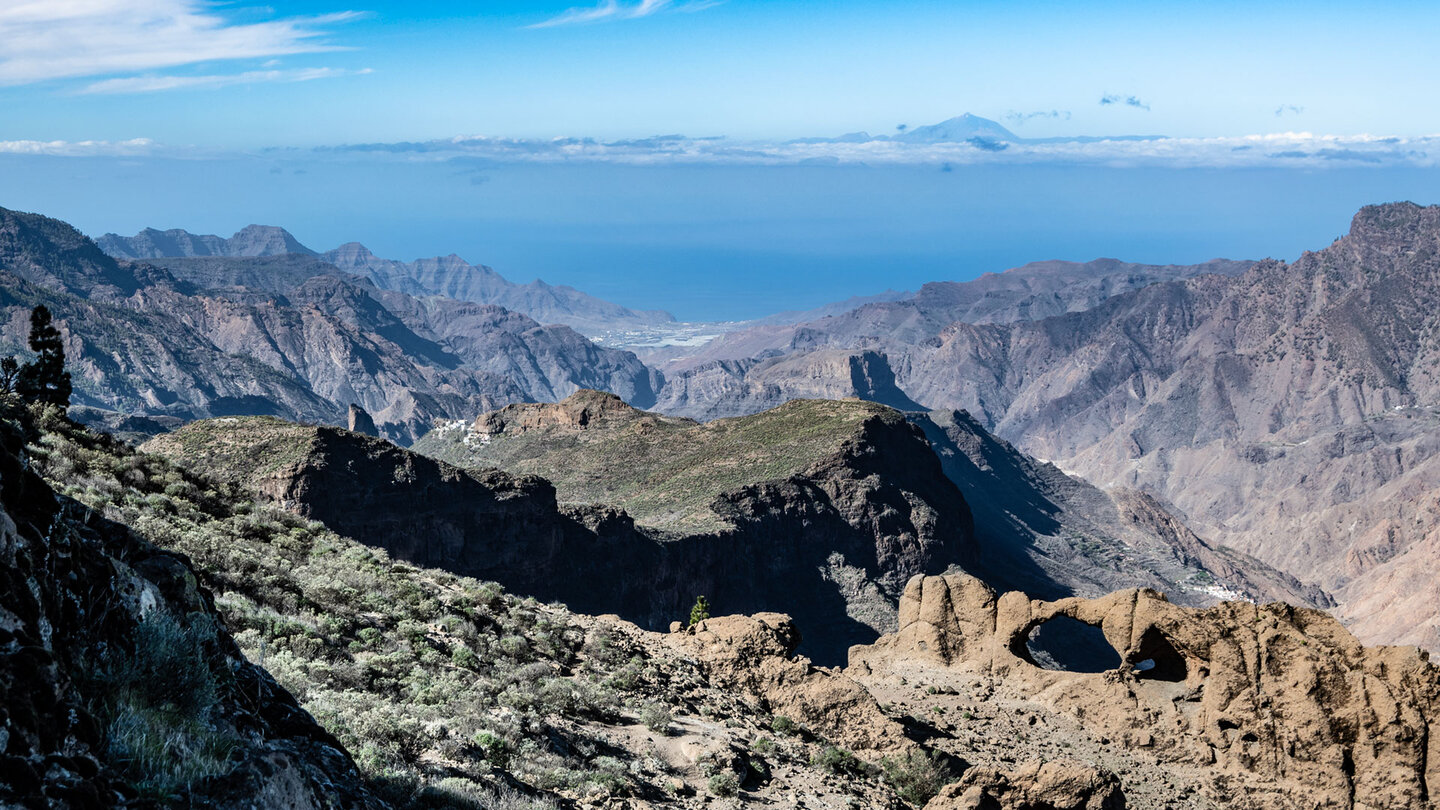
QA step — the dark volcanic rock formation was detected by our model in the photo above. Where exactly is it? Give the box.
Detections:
[348,403,378,436]
[0,418,383,809]
[142,403,977,663]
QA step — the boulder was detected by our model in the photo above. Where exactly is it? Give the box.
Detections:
[925,760,1125,810]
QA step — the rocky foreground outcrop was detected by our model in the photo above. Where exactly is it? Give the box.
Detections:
[668,613,914,755]
[851,573,1440,810]
[0,415,383,809]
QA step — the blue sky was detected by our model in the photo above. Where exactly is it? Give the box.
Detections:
[2,1,1438,320]
[3,1,1438,146]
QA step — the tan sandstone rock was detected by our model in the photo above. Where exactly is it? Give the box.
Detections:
[852,573,1440,810]
[669,613,913,755]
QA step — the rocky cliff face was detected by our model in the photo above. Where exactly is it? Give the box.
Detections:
[914,409,1330,610]
[144,401,977,663]
[850,573,1440,810]
[655,350,919,421]
[0,415,384,809]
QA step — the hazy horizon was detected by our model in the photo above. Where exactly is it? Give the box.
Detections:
[5,1,1440,320]
[8,153,1435,321]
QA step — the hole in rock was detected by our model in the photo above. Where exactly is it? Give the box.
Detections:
[1132,626,1188,682]
[1023,616,1122,673]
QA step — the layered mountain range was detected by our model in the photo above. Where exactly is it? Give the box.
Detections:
[1,208,657,444]
[14,200,1440,659]
[10,196,1440,807]
[99,225,675,336]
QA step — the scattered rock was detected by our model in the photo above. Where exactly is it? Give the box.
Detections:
[926,760,1125,810]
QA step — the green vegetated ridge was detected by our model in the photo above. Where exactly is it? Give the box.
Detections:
[414,391,909,534]
[20,405,933,808]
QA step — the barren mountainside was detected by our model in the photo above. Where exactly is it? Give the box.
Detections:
[657,257,1252,374]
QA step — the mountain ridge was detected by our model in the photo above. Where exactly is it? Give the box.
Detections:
[3,207,658,444]
[98,223,676,336]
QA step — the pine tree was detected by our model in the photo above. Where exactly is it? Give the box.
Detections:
[16,306,72,407]
[0,357,18,394]
[688,595,711,628]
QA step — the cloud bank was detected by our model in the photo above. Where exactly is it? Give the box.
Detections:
[0,138,157,156]
[306,129,1435,170]
[0,0,358,86]
[15,119,1437,169]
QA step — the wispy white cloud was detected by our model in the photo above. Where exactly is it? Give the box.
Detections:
[0,0,359,86]
[1005,109,1072,124]
[527,0,720,29]
[81,67,372,95]
[1275,104,1305,117]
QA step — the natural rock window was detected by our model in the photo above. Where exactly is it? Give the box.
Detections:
[1130,626,1187,681]
[1020,616,1122,673]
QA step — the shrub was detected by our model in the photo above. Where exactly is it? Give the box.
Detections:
[811,745,861,775]
[770,715,799,736]
[752,736,776,755]
[707,772,739,797]
[882,749,954,807]
[640,702,673,734]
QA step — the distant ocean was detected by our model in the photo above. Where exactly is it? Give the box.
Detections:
[8,155,1439,321]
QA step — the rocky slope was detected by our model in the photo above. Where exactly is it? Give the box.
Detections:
[24,403,935,808]
[883,203,1440,652]
[143,399,977,661]
[915,409,1330,612]
[98,224,676,336]
[2,207,658,444]
[0,407,383,808]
